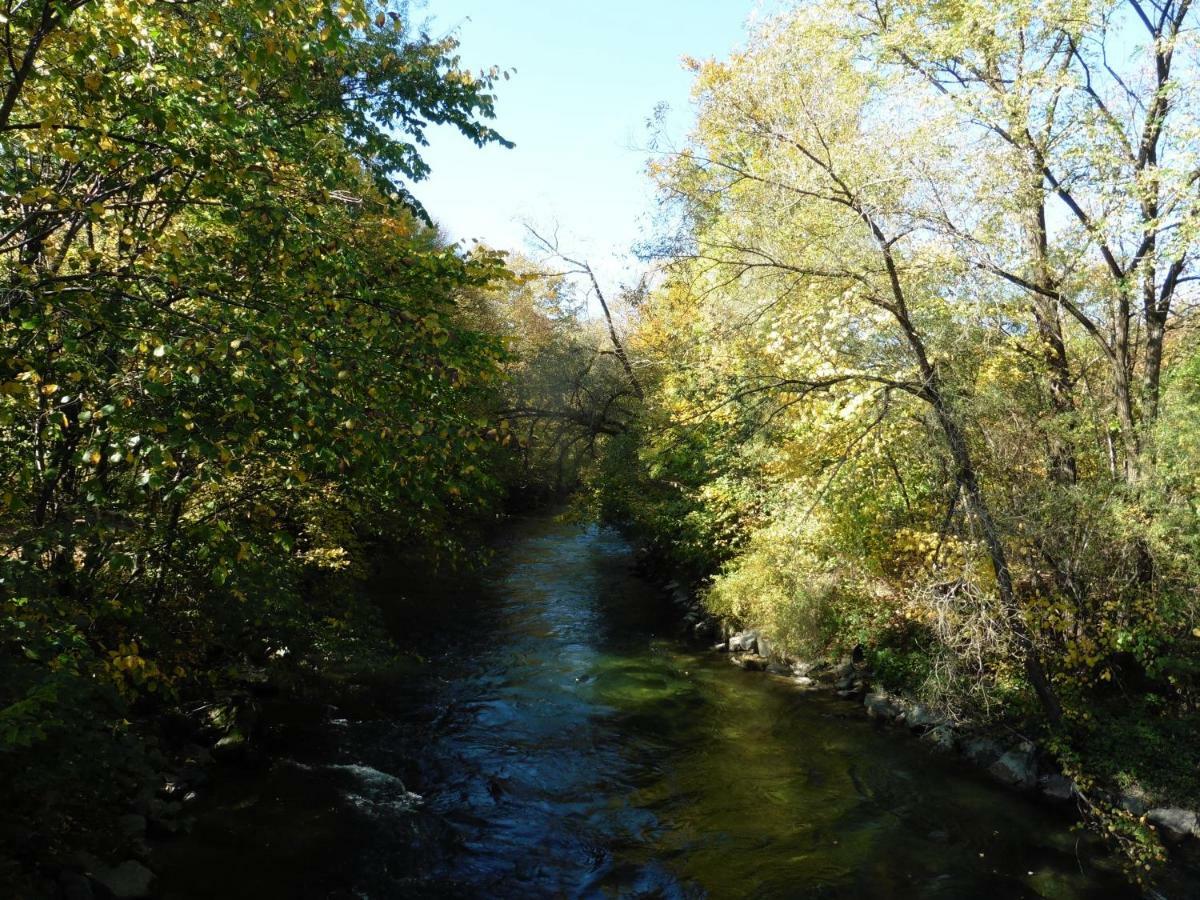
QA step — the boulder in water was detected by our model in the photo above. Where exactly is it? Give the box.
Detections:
[987,742,1038,790]
[731,653,768,671]
[1039,773,1076,801]
[728,630,759,653]
[922,725,957,753]
[904,704,941,731]
[864,692,901,720]
[1147,808,1200,842]
[962,737,1002,767]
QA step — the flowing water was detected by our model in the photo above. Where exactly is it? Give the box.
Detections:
[155,515,1145,899]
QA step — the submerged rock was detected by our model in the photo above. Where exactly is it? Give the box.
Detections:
[731,653,768,671]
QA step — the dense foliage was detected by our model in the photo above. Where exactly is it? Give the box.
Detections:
[0,0,516,877]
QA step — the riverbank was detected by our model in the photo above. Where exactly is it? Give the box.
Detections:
[0,539,472,900]
[648,563,1200,891]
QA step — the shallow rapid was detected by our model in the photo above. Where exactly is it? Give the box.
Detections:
[156,516,1137,898]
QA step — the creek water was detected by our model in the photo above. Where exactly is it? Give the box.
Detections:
[155,515,1141,899]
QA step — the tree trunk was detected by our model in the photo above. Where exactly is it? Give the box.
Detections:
[1024,179,1077,485]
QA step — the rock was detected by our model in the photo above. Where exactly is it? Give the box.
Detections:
[1147,808,1200,842]
[905,704,940,731]
[864,692,901,721]
[791,660,816,677]
[831,661,854,681]
[962,737,1002,767]
[987,742,1038,790]
[731,653,768,671]
[1039,773,1076,801]
[922,725,957,753]
[212,730,248,761]
[1119,787,1150,816]
[766,660,792,675]
[90,861,155,899]
[728,630,759,654]
[757,635,773,660]
[116,814,146,839]
[711,640,729,652]
[793,675,817,688]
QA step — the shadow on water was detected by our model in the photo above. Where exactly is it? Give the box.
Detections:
[155,515,1151,899]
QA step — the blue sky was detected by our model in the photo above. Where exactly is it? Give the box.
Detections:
[412,1,761,275]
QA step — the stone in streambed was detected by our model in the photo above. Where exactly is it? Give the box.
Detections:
[904,703,940,731]
[864,692,901,720]
[1147,808,1200,842]
[1039,773,1076,801]
[987,742,1038,790]
[922,725,957,753]
[962,737,1002,767]
[731,653,768,671]
[727,630,759,653]
[791,659,816,677]
[212,730,248,761]
[1119,786,1150,815]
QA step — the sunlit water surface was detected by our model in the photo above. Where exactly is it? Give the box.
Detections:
[156,516,1143,899]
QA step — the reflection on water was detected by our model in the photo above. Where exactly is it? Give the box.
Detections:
[156,516,1140,899]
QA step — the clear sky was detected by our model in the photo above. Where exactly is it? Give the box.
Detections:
[412,1,762,278]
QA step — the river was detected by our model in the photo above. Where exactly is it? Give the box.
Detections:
[154,515,1139,898]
